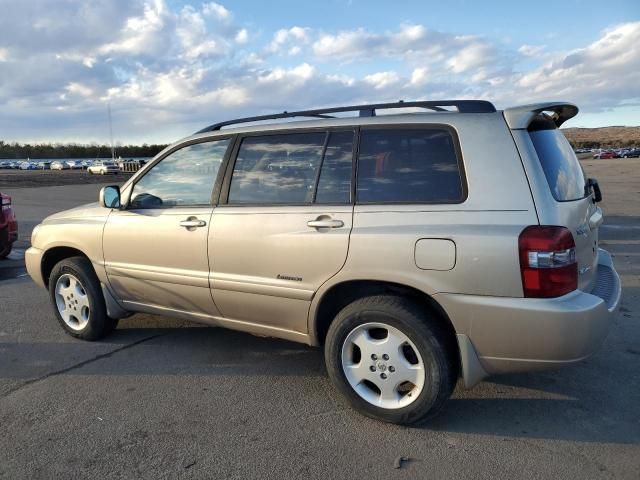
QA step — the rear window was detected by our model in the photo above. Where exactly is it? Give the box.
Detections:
[356,128,465,204]
[529,123,586,201]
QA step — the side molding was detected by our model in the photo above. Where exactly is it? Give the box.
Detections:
[100,283,131,319]
[456,334,489,388]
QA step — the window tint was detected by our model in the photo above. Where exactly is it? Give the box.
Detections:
[229,132,325,204]
[130,139,229,208]
[529,125,586,201]
[315,131,353,203]
[356,128,464,203]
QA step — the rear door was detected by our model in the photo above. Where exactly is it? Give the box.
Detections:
[209,129,355,335]
[527,119,599,291]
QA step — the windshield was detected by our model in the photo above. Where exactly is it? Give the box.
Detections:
[529,123,586,201]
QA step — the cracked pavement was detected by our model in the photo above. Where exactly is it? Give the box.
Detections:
[0,161,639,479]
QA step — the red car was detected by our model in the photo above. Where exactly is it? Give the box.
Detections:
[593,150,617,159]
[0,192,17,259]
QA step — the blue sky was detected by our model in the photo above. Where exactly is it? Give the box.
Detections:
[0,0,638,143]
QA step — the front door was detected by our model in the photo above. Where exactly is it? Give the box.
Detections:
[104,138,231,317]
[210,130,355,336]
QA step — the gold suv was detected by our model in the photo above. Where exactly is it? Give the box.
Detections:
[26,101,621,425]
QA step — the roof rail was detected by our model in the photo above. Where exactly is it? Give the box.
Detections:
[195,100,496,133]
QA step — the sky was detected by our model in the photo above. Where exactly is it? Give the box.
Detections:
[0,0,638,144]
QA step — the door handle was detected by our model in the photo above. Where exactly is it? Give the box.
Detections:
[180,218,207,229]
[307,218,344,229]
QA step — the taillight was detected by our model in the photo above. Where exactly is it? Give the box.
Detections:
[519,226,577,298]
[1,195,10,209]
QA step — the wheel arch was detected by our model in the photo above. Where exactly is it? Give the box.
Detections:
[311,279,459,349]
[41,246,90,288]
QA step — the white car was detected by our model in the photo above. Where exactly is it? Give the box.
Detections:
[87,161,119,175]
[50,161,68,170]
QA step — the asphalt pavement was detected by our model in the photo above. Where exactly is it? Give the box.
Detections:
[0,164,638,479]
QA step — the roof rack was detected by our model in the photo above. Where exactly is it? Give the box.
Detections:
[195,100,496,133]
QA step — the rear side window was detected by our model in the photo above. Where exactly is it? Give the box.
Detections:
[228,132,325,204]
[356,128,465,204]
[529,123,586,201]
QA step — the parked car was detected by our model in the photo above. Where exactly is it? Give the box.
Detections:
[0,192,18,259]
[0,161,12,169]
[36,161,52,170]
[87,161,119,175]
[593,150,617,159]
[19,161,37,170]
[50,161,69,170]
[621,148,640,158]
[65,160,82,169]
[80,160,94,169]
[25,100,621,425]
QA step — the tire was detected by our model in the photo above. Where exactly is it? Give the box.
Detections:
[0,243,12,260]
[48,256,118,340]
[100,170,105,175]
[324,295,458,425]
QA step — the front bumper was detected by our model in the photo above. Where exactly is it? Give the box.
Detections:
[25,246,45,288]
[438,248,621,385]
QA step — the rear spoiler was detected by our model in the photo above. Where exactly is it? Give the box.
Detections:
[503,102,578,130]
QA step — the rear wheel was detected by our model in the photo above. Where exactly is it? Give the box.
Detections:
[325,295,457,425]
[48,256,118,340]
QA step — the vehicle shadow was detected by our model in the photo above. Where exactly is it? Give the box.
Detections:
[2,310,639,445]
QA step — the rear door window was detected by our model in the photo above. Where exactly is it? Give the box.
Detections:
[356,128,465,204]
[228,132,326,204]
[529,122,586,201]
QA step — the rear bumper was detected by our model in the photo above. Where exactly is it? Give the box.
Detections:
[438,248,621,386]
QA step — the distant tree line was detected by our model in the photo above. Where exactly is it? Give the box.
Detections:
[0,141,168,159]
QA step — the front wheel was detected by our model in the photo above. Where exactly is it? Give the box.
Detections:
[325,295,458,425]
[48,256,118,340]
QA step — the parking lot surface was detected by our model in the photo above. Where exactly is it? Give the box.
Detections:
[0,161,639,479]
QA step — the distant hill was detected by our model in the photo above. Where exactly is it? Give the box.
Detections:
[561,126,640,148]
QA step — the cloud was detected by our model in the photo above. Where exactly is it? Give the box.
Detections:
[267,26,310,54]
[235,28,249,44]
[0,1,637,143]
[518,44,546,57]
[512,22,640,108]
[363,71,400,90]
[202,2,231,21]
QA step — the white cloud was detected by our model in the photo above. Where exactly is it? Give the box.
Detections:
[267,26,310,54]
[202,2,231,21]
[518,44,545,57]
[363,71,400,89]
[98,0,168,57]
[65,82,93,97]
[513,22,640,108]
[235,28,249,44]
[410,67,428,86]
[0,1,637,143]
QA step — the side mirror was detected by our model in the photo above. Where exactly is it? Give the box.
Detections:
[587,178,602,203]
[99,185,121,209]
